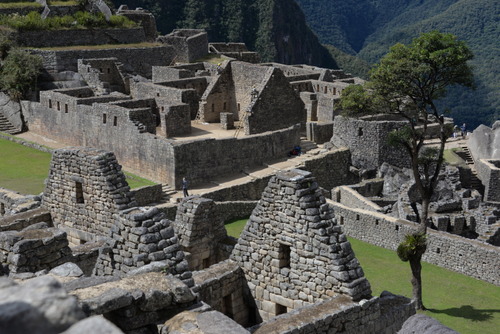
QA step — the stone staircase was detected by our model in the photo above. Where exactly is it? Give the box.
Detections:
[456,145,484,193]
[160,184,177,202]
[476,219,500,245]
[0,112,20,134]
[300,136,318,153]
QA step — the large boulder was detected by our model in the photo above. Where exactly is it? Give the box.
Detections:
[468,121,500,160]
[0,276,86,334]
[398,314,458,334]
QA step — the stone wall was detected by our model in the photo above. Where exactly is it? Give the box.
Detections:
[476,159,500,202]
[306,121,333,144]
[331,115,411,170]
[215,201,257,223]
[32,46,174,78]
[129,184,163,206]
[43,148,136,242]
[252,293,414,334]
[231,169,371,321]
[300,147,359,197]
[0,208,51,232]
[193,260,255,326]
[0,92,23,132]
[0,227,72,274]
[70,272,197,333]
[172,197,229,271]
[469,121,500,160]
[330,197,500,285]
[17,28,146,48]
[77,58,127,94]
[0,187,42,217]
[158,29,208,63]
[93,206,194,287]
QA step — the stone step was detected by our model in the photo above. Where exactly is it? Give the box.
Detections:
[0,112,21,134]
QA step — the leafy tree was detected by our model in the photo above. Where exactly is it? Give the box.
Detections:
[0,48,42,100]
[340,31,474,310]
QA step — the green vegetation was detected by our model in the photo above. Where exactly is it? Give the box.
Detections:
[223,220,500,333]
[36,42,161,51]
[296,0,499,129]
[0,137,51,195]
[443,148,466,167]
[0,47,42,100]
[0,11,136,31]
[0,137,156,194]
[0,3,41,9]
[224,217,248,238]
[112,0,337,67]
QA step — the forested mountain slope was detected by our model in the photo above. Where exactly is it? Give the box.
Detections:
[112,0,337,68]
[296,0,499,128]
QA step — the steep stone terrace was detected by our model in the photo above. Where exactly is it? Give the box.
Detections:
[231,169,371,321]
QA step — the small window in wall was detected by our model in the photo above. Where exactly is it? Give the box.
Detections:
[99,68,103,73]
[202,257,210,269]
[103,114,107,124]
[157,93,160,97]
[113,116,117,126]
[211,103,215,112]
[324,86,327,93]
[358,127,363,136]
[316,84,319,91]
[64,104,68,113]
[436,247,440,254]
[57,101,60,111]
[161,106,165,112]
[395,225,399,231]
[238,103,240,111]
[223,102,227,110]
[333,87,336,95]
[222,294,234,319]
[375,219,379,225]
[48,100,52,108]
[75,182,84,204]
[340,216,344,225]
[276,303,287,316]
[278,243,291,269]
[356,214,360,220]
[107,68,111,74]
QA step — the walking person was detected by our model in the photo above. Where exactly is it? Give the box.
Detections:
[460,123,467,138]
[182,177,189,197]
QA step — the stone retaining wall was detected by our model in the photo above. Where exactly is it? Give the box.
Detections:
[252,293,414,334]
[0,227,72,274]
[0,208,51,232]
[330,198,500,285]
[129,184,162,206]
[215,201,257,223]
[476,159,500,203]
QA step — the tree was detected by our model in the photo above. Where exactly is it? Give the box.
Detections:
[340,31,474,310]
[0,48,42,100]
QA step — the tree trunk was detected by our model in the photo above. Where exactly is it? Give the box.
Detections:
[419,197,430,234]
[409,255,425,310]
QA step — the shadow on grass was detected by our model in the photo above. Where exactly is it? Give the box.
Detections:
[427,305,498,322]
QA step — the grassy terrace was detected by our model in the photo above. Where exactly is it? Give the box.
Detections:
[0,137,155,194]
[225,219,500,334]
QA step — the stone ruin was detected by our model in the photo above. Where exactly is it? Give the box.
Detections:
[232,169,371,320]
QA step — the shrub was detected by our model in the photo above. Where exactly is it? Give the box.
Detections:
[0,48,42,100]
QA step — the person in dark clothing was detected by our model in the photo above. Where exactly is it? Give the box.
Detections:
[182,177,189,197]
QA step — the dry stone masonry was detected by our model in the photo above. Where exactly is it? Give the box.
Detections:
[231,169,371,321]
[43,147,136,244]
[93,206,194,287]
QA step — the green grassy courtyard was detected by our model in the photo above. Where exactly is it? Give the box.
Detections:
[0,137,155,194]
[225,218,500,334]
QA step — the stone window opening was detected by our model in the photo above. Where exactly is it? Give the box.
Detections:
[340,216,344,225]
[75,182,84,204]
[157,93,160,97]
[238,103,240,111]
[324,86,327,94]
[375,219,379,225]
[223,102,227,110]
[275,303,287,316]
[358,127,363,136]
[395,225,399,231]
[113,116,118,126]
[202,257,210,269]
[103,114,107,124]
[211,103,215,113]
[99,68,103,73]
[333,87,336,95]
[0,203,5,216]
[436,247,440,254]
[222,294,234,319]
[64,104,68,113]
[57,101,60,111]
[107,68,111,74]
[356,214,360,220]
[48,99,52,108]
[278,243,291,269]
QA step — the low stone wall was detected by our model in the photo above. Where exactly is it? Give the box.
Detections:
[17,28,146,48]
[0,227,72,274]
[32,45,174,78]
[0,208,51,232]
[333,186,382,212]
[306,121,333,144]
[215,201,257,223]
[0,187,42,217]
[329,199,500,285]
[252,293,415,334]
[201,177,273,202]
[69,272,197,332]
[193,260,254,327]
[129,184,162,206]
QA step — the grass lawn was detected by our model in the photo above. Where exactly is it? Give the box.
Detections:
[224,220,500,334]
[0,137,156,194]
